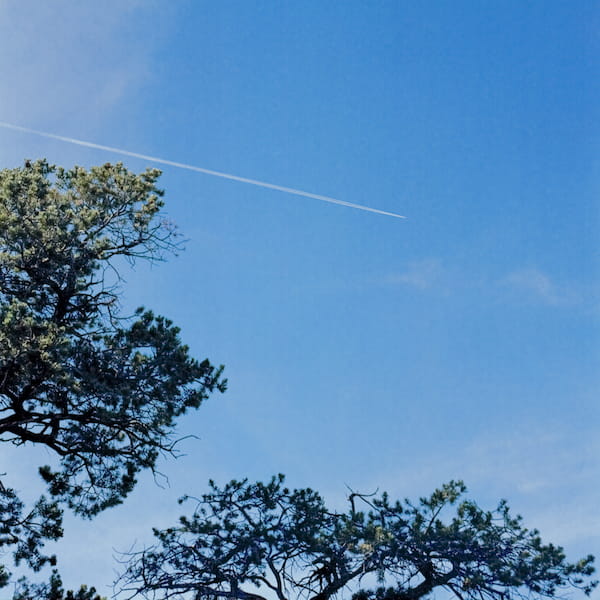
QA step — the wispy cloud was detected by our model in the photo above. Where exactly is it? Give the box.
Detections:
[357,424,600,550]
[384,260,596,314]
[386,258,444,290]
[501,267,579,307]
[459,429,600,547]
[0,2,172,140]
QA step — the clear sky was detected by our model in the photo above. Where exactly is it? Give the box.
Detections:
[0,1,598,597]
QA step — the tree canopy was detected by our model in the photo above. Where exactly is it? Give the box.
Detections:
[119,475,596,600]
[0,160,226,594]
[0,160,594,600]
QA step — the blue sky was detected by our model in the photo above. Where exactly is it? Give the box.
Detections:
[1,1,598,597]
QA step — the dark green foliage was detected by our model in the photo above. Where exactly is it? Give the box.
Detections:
[119,476,596,600]
[0,160,226,590]
[0,485,62,572]
[13,569,106,600]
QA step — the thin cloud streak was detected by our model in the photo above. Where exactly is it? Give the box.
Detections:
[0,121,406,220]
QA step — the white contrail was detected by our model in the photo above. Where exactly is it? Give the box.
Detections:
[0,121,406,219]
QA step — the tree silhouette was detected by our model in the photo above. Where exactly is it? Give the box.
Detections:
[0,160,226,595]
[119,475,596,600]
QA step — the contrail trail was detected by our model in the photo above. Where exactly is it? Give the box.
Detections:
[0,121,406,219]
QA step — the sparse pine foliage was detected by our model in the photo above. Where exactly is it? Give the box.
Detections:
[119,476,596,600]
[13,569,106,600]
